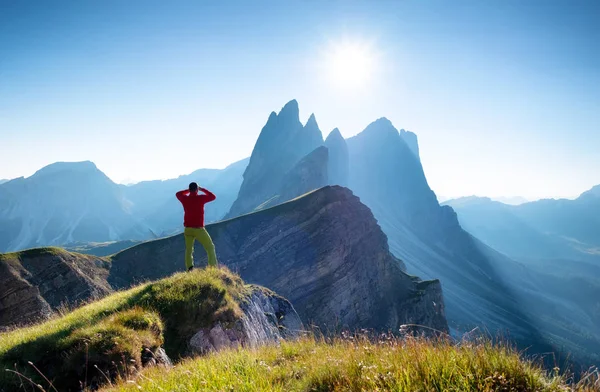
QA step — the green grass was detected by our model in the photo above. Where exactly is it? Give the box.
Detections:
[2,265,599,392]
[102,336,600,392]
[0,267,251,391]
[0,246,69,261]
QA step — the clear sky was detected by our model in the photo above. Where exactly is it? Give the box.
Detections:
[1,0,598,200]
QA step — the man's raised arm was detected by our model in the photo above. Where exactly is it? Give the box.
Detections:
[199,187,216,202]
[176,190,189,202]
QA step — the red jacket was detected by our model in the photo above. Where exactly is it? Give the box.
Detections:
[176,188,216,228]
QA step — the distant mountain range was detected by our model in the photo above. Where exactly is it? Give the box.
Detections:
[122,157,249,236]
[444,190,600,261]
[0,162,152,252]
[0,159,249,252]
[222,100,599,366]
[444,190,600,365]
[1,99,599,368]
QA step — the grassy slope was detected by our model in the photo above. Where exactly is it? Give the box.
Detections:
[104,337,600,392]
[0,267,250,391]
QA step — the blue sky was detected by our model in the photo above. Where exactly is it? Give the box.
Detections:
[1,0,598,199]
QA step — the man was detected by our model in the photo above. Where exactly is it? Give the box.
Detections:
[176,182,218,271]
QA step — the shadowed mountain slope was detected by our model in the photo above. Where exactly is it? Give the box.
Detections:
[345,119,543,339]
[226,100,324,218]
[345,118,599,367]
[325,128,349,187]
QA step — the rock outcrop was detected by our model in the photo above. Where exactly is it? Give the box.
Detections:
[226,100,324,218]
[188,288,303,355]
[110,186,447,334]
[0,267,301,392]
[0,248,112,328]
[325,128,349,187]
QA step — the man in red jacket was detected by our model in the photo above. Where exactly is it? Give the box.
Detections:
[176,182,218,271]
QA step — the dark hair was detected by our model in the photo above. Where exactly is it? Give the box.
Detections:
[189,182,198,192]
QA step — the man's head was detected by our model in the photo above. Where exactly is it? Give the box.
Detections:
[189,182,199,194]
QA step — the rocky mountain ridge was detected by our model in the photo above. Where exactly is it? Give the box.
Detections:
[112,186,447,333]
[0,186,447,336]
[444,187,600,261]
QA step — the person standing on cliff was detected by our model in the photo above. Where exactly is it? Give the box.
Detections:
[176,182,218,271]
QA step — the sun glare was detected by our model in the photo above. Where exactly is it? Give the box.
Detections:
[324,40,378,90]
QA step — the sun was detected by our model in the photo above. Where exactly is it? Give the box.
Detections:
[323,40,378,90]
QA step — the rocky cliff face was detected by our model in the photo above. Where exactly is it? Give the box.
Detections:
[325,128,349,187]
[0,248,112,329]
[110,186,447,334]
[226,100,324,218]
[189,288,303,355]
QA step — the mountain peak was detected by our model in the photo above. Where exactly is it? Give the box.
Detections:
[32,161,99,178]
[305,113,317,127]
[326,128,343,142]
[358,117,399,142]
[366,117,396,131]
[278,99,300,122]
[372,117,394,127]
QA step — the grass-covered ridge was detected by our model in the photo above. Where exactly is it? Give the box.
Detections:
[0,246,72,265]
[0,267,251,391]
[103,336,600,392]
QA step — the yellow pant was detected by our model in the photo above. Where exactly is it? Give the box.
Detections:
[184,227,218,269]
